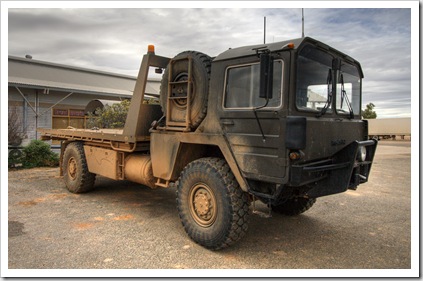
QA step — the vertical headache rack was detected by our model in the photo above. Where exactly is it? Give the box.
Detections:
[165,56,193,131]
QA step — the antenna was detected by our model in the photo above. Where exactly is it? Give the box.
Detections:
[302,8,305,37]
[264,16,266,44]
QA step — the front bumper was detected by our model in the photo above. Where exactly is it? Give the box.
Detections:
[290,139,378,198]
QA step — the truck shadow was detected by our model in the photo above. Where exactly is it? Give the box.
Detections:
[48,175,365,270]
[236,210,328,251]
[86,176,179,220]
[84,176,331,253]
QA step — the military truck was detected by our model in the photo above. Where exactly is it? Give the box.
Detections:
[39,37,377,250]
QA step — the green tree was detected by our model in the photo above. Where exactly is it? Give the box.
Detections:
[87,99,131,129]
[362,103,377,119]
[86,98,159,129]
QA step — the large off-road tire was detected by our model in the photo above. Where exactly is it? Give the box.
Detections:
[160,51,211,130]
[62,142,96,193]
[176,157,250,250]
[271,197,316,216]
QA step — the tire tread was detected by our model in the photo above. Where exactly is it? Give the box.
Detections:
[176,157,250,250]
[63,142,96,193]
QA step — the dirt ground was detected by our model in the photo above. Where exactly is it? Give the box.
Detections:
[4,140,416,277]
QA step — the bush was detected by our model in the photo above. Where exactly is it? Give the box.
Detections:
[8,148,25,168]
[20,140,59,168]
[86,98,159,129]
[87,99,131,129]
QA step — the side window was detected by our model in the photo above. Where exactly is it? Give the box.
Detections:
[224,60,283,109]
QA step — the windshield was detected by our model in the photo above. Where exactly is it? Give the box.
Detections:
[296,44,361,116]
[336,63,361,116]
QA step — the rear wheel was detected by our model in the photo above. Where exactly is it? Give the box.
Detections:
[62,142,96,193]
[176,157,250,250]
[271,197,316,216]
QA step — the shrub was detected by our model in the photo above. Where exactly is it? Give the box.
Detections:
[8,149,25,168]
[87,99,131,129]
[21,140,59,168]
[86,98,159,129]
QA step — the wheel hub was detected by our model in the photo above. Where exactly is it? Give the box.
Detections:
[189,184,217,227]
[194,193,210,216]
[68,157,77,180]
[171,72,194,108]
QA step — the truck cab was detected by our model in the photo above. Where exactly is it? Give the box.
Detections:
[152,37,376,203]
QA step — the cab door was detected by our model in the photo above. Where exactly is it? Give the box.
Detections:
[219,57,288,183]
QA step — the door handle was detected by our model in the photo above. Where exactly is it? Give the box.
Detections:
[220,120,234,126]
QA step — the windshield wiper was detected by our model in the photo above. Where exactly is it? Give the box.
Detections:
[316,69,332,118]
[340,74,354,119]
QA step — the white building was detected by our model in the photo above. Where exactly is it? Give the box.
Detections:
[8,55,161,146]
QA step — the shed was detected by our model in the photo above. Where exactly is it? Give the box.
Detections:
[8,55,161,145]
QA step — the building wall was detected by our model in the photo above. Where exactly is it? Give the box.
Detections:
[8,55,162,147]
[8,86,126,145]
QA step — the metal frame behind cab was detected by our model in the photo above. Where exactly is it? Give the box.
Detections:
[122,51,170,138]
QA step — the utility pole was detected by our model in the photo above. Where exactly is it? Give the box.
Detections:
[302,8,305,38]
[264,16,266,44]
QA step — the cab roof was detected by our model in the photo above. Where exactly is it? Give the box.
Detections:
[214,37,305,61]
[214,36,363,77]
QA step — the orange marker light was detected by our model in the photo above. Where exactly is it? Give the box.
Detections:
[147,45,155,54]
[289,151,301,160]
[287,42,295,49]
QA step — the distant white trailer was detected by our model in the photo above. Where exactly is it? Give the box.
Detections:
[367,118,411,140]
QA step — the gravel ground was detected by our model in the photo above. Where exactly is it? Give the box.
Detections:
[4,140,415,277]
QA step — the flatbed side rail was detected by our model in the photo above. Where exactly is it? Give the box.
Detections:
[38,128,151,152]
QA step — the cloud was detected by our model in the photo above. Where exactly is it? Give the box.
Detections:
[7,7,413,118]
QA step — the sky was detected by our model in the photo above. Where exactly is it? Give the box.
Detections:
[3,2,418,119]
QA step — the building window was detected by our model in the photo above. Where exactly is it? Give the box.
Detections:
[52,108,87,129]
[52,108,86,144]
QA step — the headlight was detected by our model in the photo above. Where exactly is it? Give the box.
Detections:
[358,146,367,162]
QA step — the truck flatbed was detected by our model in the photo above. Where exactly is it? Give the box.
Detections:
[39,103,163,152]
[39,127,150,142]
[39,127,150,152]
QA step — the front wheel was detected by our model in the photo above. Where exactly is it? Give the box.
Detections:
[176,157,250,250]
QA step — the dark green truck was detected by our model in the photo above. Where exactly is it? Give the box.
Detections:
[40,37,377,250]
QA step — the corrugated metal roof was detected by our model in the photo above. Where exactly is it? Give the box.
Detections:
[9,76,133,97]
[8,55,161,97]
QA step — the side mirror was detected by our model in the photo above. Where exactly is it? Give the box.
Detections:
[259,53,273,99]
